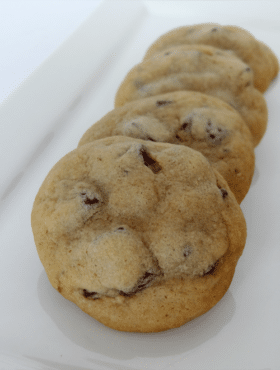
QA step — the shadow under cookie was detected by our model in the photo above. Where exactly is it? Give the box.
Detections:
[37,269,236,359]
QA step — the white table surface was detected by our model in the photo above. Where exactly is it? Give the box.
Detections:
[0,0,103,105]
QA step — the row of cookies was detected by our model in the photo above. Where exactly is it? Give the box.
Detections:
[116,23,278,145]
[80,24,278,204]
[31,24,278,332]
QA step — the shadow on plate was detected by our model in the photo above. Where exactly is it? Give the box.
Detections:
[250,165,259,188]
[37,270,236,361]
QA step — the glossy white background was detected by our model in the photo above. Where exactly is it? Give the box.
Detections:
[0,1,280,369]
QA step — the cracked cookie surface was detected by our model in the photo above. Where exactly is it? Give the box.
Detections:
[79,91,255,204]
[31,136,246,332]
[115,44,267,146]
[144,23,279,93]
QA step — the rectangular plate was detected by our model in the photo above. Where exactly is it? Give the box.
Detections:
[0,1,280,369]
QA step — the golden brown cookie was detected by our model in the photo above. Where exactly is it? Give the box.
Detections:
[115,44,268,146]
[32,136,247,332]
[79,91,255,204]
[144,23,279,93]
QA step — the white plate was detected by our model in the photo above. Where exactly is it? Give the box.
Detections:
[0,1,280,369]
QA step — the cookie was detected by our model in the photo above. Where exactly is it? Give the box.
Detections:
[115,44,268,146]
[144,23,279,93]
[31,136,247,332]
[79,91,255,204]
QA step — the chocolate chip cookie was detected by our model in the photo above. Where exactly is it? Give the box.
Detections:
[31,136,247,332]
[144,23,279,93]
[115,44,267,147]
[79,91,255,204]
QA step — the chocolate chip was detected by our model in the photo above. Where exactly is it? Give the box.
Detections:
[80,191,102,210]
[245,67,251,72]
[83,196,99,205]
[119,271,157,297]
[139,147,162,174]
[136,271,156,290]
[205,121,227,145]
[183,246,192,257]
[82,289,99,299]
[176,116,193,141]
[81,193,100,206]
[216,183,228,198]
[164,52,171,56]
[146,136,156,142]
[116,227,126,231]
[220,188,228,198]
[181,117,193,132]
[119,291,132,297]
[203,259,219,276]
[156,100,173,107]
[211,27,218,32]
